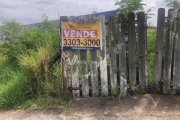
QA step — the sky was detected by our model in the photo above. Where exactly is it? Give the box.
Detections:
[0,0,169,26]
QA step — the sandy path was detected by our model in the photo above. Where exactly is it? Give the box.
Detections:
[1,94,180,120]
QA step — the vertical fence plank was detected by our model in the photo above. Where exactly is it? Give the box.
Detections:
[60,16,71,93]
[88,15,99,97]
[69,16,80,97]
[98,15,108,96]
[108,15,117,95]
[118,14,127,96]
[144,14,148,92]
[128,12,136,84]
[79,16,89,97]
[173,10,180,91]
[137,12,148,91]
[154,8,165,93]
[163,9,175,94]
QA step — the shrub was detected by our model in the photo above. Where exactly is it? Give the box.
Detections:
[0,16,68,109]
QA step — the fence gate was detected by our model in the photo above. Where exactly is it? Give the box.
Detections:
[60,12,148,97]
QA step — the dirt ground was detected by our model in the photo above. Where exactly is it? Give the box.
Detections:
[1,94,180,120]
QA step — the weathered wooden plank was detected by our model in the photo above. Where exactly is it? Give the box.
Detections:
[173,10,180,91]
[79,16,89,97]
[137,12,148,91]
[118,13,127,96]
[88,15,99,97]
[154,8,165,93]
[108,15,117,95]
[128,12,136,84]
[98,15,108,96]
[69,16,80,97]
[163,9,175,94]
[60,16,71,93]
[144,14,148,92]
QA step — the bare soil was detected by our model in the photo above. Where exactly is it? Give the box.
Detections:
[1,94,180,120]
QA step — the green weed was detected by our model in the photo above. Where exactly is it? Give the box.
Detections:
[0,70,32,109]
[36,97,54,108]
[0,16,66,109]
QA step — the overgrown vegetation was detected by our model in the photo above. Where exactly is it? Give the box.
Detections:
[0,17,71,109]
[147,29,156,92]
[0,0,176,109]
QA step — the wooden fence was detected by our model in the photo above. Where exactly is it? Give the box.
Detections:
[154,8,180,94]
[61,8,180,97]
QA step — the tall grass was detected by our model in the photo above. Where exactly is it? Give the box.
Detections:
[0,16,68,109]
[147,29,157,92]
[0,69,32,108]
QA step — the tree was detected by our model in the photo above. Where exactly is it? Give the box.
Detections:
[165,0,180,9]
[0,19,22,43]
[115,0,146,15]
[115,0,154,20]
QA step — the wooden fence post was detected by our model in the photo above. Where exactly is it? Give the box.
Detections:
[154,8,165,93]
[98,15,108,96]
[79,16,89,97]
[69,16,80,97]
[108,15,117,95]
[118,13,127,96]
[128,12,136,84]
[137,12,148,91]
[89,15,99,97]
[173,10,180,91]
[60,16,71,93]
[163,9,175,94]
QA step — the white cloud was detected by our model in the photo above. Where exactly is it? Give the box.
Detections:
[0,0,118,24]
[0,0,170,26]
[143,0,168,26]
